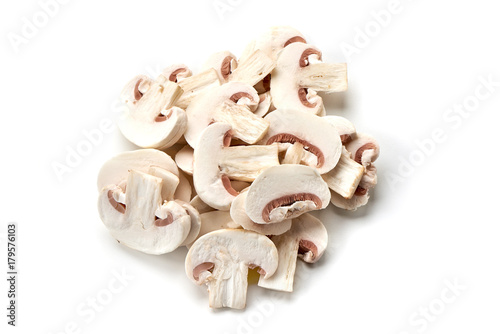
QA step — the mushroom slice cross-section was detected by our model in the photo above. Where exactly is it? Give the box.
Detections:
[322,147,365,199]
[185,82,267,148]
[193,123,279,211]
[175,68,221,109]
[258,213,327,292]
[271,43,347,115]
[262,108,342,174]
[323,115,357,144]
[98,170,191,254]
[245,164,331,224]
[119,76,186,149]
[202,51,238,83]
[185,229,278,309]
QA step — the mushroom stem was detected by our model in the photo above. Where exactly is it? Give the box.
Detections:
[322,149,365,199]
[213,101,269,144]
[219,144,280,182]
[297,63,348,93]
[229,50,275,86]
[148,166,180,201]
[207,262,249,309]
[282,142,304,164]
[258,234,299,292]
[176,69,221,109]
[134,81,183,119]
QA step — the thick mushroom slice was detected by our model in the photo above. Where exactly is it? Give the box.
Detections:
[119,75,186,149]
[175,68,221,109]
[322,147,365,199]
[271,43,347,116]
[185,229,278,309]
[245,164,331,224]
[184,82,268,148]
[98,170,191,254]
[323,115,356,144]
[262,108,342,174]
[193,123,279,211]
[230,191,292,236]
[258,213,327,292]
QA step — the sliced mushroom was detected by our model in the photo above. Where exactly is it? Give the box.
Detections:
[98,170,191,254]
[193,123,279,211]
[157,64,192,84]
[258,213,327,292]
[245,164,331,224]
[119,75,186,149]
[184,82,267,148]
[175,68,221,109]
[173,172,192,203]
[97,149,179,191]
[323,115,356,144]
[186,211,241,248]
[261,108,342,174]
[176,200,202,246]
[322,147,365,199]
[271,43,347,116]
[330,190,370,211]
[174,145,194,175]
[345,133,380,168]
[185,229,278,309]
[189,195,216,215]
[254,92,272,118]
[228,50,275,87]
[230,191,292,236]
[202,51,237,83]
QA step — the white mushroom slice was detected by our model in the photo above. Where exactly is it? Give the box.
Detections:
[322,148,365,199]
[254,92,272,118]
[345,133,380,167]
[187,211,241,247]
[120,75,151,107]
[323,115,357,144]
[119,76,186,149]
[359,164,377,190]
[176,200,201,246]
[258,213,327,292]
[189,195,216,215]
[240,26,306,62]
[271,43,347,115]
[97,149,179,191]
[228,50,275,87]
[148,166,179,201]
[173,172,192,203]
[193,123,279,210]
[282,142,304,165]
[98,170,191,254]
[174,145,194,175]
[185,229,278,309]
[158,64,192,83]
[175,68,221,109]
[330,189,370,211]
[245,164,331,224]
[202,51,237,83]
[262,108,342,174]
[184,82,264,148]
[230,191,292,236]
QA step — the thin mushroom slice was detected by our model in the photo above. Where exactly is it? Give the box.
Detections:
[230,191,292,236]
[245,164,331,224]
[98,170,191,254]
[330,188,370,211]
[271,43,347,115]
[185,229,278,309]
[174,145,194,175]
[193,123,279,211]
[345,133,380,195]
[176,201,202,246]
[258,213,327,292]
[262,108,342,174]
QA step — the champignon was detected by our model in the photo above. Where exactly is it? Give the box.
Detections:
[185,229,278,309]
[177,200,202,246]
[174,145,194,175]
[254,92,272,118]
[323,115,356,144]
[230,191,292,236]
[184,82,268,148]
[202,51,237,83]
[271,43,347,116]
[193,123,279,211]
[261,108,342,174]
[158,64,192,83]
[245,164,331,224]
[258,213,327,292]
[119,74,186,149]
[175,68,221,109]
[322,147,365,199]
[98,170,191,254]
[186,211,241,248]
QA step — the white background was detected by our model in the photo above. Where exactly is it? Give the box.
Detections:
[1,0,499,333]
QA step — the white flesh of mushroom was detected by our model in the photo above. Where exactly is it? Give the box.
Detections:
[175,68,221,109]
[322,148,365,199]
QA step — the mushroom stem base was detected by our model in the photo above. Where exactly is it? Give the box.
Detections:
[207,263,249,309]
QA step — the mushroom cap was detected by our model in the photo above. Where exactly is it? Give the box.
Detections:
[270,43,325,115]
[230,191,292,236]
[184,82,259,148]
[345,133,380,166]
[290,213,328,263]
[245,164,331,224]
[262,108,342,174]
[97,149,179,191]
[98,170,191,254]
[185,229,279,283]
[202,51,237,83]
[322,115,356,144]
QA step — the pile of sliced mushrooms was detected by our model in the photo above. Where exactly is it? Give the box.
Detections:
[97,26,380,309]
